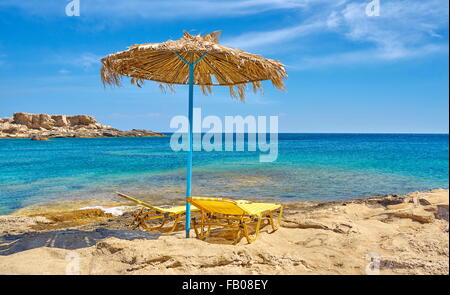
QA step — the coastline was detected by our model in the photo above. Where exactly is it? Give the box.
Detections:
[0,112,164,139]
[1,133,447,215]
[6,187,449,217]
[0,188,448,275]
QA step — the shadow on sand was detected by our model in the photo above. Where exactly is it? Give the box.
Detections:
[0,228,163,256]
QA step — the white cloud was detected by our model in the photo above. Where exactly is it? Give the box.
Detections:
[224,0,449,68]
[58,69,71,75]
[335,0,448,55]
[52,52,102,70]
[0,0,314,18]
[2,0,448,70]
[223,21,324,50]
[76,53,102,69]
[291,43,449,70]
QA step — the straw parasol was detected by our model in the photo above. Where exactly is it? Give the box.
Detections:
[100,30,287,238]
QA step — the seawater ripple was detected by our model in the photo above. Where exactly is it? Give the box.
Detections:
[0,134,448,214]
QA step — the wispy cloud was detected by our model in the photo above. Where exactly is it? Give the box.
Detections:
[0,0,312,19]
[291,44,449,70]
[334,0,448,57]
[225,0,449,68]
[75,53,102,69]
[223,1,347,50]
[1,0,448,70]
[223,21,324,50]
[52,52,102,70]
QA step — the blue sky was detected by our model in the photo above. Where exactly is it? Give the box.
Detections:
[0,0,448,133]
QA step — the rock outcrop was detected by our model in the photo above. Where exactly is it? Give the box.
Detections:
[0,113,164,139]
[0,189,448,275]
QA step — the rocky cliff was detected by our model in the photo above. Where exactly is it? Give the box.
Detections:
[0,113,164,139]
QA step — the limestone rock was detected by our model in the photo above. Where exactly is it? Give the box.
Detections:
[31,135,49,141]
[13,113,55,129]
[67,115,96,126]
[0,112,164,139]
[52,115,69,127]
[392,208,436,223]
[0,123,28,134]
[12,112,33,126]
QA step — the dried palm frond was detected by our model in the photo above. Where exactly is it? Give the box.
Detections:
[100,31,287,100]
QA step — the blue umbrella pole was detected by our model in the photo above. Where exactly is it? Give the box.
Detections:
[185,63,194,238]
[175,53,206,239]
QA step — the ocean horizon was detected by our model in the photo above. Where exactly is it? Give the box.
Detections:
[0,133,448,215]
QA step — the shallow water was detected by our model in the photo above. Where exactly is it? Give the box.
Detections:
[0,134,448,214]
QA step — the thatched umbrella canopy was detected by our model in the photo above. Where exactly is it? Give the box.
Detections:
[101,31,287,100]
[100,31,287,238]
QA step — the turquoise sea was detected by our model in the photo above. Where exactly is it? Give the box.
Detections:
[0,133,448,215]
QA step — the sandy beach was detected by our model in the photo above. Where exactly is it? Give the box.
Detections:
[1,0,448,281]
[0,189,448,275]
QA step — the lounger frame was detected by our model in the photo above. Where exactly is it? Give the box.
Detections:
[116,192,193,234]
[189,198,283,244]
[129,206,183,233]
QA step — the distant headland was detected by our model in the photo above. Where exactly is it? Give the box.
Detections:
[0,113,164,139]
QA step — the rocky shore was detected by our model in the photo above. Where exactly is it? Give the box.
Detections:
[0,189,448,275]
[0,113,164,139]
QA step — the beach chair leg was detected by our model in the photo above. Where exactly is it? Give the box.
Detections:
[199,211,209,240]
[138,212,166,231]
[278,206,283,226]
[203,213,213,239]
[200,213,205,238]
[158,217,167,229]
[243,224,252,244]
[206,224,212,238]
[268,212,274,231]
[243,217,262,244]
[139,218,156,231]
[149,214,183,233]
[269,212,278,232]
[193,216,208,240]
[233,227,243,245]
[129,218,140,230]
[166,214,181,234]
[192,218,201,238]
[138,213,183,234]
[270,207,283,232]
[130,207,145,229]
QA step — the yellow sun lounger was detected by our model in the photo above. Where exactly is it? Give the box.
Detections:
[116,192,199,234]
[187,197,283,244]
